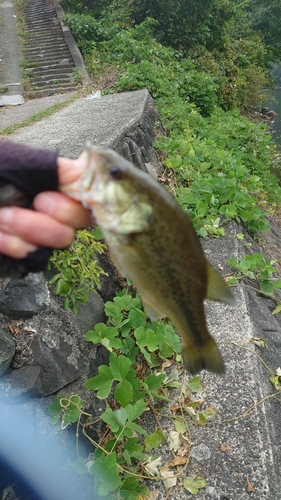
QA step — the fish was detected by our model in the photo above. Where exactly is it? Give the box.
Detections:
[63,144,235,375]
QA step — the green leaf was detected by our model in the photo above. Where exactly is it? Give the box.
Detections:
[159,340,174,359]
[272,304,281,315]
[128,308,146,328]
[146,329,165,352]
[144,373,166,392]
[90,452,121,496]
[173,419,187,435]
[134,327,147,347]
[119,476,149,500]
[123,437,143,456]
[71,457,88,474]
[93,226,104,240]
[114,407,128,427]
[187,375,204,392]
[84,365,114,398]
[109,352,131,381]
[260,280,274,295]
[114,379,133,407]
[144,429,165,451]
[126,420,148,436]
[125,399,147,421]
[183,475,207,494]
[101,408,123,433]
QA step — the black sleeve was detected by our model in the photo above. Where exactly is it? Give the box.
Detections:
[0,140,60,278]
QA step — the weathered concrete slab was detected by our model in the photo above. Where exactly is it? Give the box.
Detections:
[9,89,154,156]
[0,92,78,129]
[0,94,24,106]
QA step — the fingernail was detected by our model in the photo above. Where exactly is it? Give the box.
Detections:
[0,208,13,227]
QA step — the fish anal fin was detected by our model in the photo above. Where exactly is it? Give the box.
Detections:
[181,337,225,375]
[206,262,236,306]
[142,297,166,322]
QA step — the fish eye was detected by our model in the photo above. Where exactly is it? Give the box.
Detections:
[109,166,122,180]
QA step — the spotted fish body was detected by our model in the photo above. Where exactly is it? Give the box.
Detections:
[63,145,235,375]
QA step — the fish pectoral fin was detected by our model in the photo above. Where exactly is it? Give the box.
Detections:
[142,298,166,321]
[206,262,236,306]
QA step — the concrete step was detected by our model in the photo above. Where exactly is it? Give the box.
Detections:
[25,47,70,57]
[21,0,84,98]
[27,85,79,97]
[30,74,76,86]
[28,64,75,75]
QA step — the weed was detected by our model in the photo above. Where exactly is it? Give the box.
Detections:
[49,291,216,497]
[71,68,83,83]
[227,253,281,297]
[0,86,9,94]
[49,228,107,314]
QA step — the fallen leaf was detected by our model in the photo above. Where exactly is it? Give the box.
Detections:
[220,443,231,452]
[272,304,281,315]
[143,457,162,476]
[183,475,207,494]
[178,443,190,455]
[167,431,181,452]
[173,419,187,435]
[161,360,173,370]
[250,337,267,349]
[160,470,177,489]
[168,456,188,467]
[246,475,254,492]
[148,491,160,500]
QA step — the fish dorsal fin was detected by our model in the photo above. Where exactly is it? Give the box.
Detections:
[206,262,236,306]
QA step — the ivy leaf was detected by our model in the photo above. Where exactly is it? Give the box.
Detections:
[125,399,147,421]
[187,375,204,392]
[260,280,274,295]
[119,476,149,500]
[144,373,166,392]
[114,407,128,427]
[90,452,121,496]
[126,420,148,436]
[109,352,131,381]
[145,429,165,451]
[71,457,88,474]
[86,324,122,350]
[183,475,207,494]
[101,408,123,433]
[146,329,164,351]
[173,419,187,435]
[114,379,133,407]
[84,365,114,398]
[128,308,146,328]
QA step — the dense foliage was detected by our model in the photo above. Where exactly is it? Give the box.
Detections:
[63,3,281,238]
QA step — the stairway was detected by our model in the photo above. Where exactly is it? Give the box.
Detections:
[22,0,81,97]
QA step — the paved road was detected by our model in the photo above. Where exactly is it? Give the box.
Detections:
[0,0,23,104]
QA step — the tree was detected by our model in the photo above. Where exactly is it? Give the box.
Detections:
[249,0,281,63]
[130,0,235,52]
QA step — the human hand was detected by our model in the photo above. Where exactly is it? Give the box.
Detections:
[0,157,92,259]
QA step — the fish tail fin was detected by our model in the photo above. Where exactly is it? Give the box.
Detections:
[181,337,225,375]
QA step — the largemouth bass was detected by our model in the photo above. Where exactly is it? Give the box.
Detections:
[63,145,235,375]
